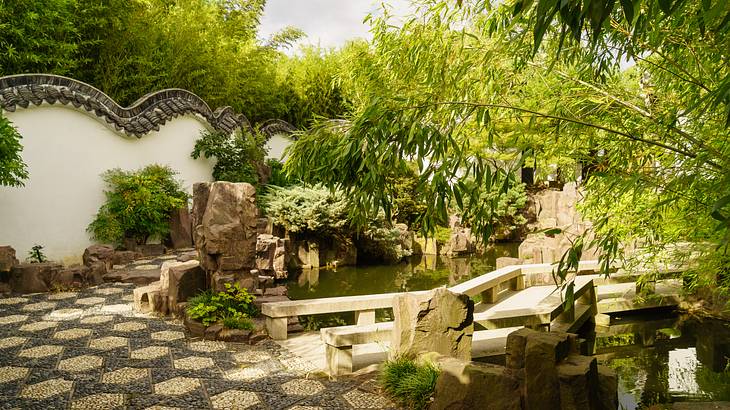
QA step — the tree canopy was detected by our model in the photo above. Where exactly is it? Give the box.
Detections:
[285,0,730,291]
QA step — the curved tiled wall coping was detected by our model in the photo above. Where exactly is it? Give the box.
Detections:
[0,74,295,137]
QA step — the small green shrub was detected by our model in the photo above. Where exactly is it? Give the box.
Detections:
[380,357,440,410]
[261,184,349,237]
[191,130,266,185]
[27,244,47,263]
[87,164,188,245]
[186,283,257,326]
[222,315,255,330]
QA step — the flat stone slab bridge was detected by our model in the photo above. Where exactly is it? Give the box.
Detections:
[262,260,683,376]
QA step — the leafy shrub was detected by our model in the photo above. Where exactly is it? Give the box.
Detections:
[222,315,255,331]
[261,184,349,237]
[380,357,440,410]
[266,158,296,188]
[0,113,28,187]
[191,130,266,185]
[87,164,188,245]
[357,218,413,264]
[27,244,47,263]
[186,283,257,327]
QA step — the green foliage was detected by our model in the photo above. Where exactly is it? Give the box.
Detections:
[222,315,254,331]
[87,164,188,245]
[191,130,266,184]
[357,220,413,264]
[266,158,296,188]
[284,0,730,299]
[380,357,439,410]
[186,283,256,327]
[0,113,28,187]
[260,184,349,237]
[27,244,47,263]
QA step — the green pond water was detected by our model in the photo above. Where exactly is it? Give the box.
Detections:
[285,246,730,408]
[595,312,730,409]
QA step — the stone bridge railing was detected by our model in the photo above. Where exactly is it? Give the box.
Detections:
[262,260,605,340]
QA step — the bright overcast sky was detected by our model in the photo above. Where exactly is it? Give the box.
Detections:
[258,0,414,51]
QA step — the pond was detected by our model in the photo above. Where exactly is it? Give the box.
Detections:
[285,246,730,407]
[595,311,730,409]
[287,243,520,300]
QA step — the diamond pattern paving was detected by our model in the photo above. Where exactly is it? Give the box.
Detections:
[0,283,393,409]
[19,378,73,399]
[58,354,103,372]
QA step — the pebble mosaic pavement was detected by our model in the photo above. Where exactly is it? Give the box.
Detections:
[0,283,395,409]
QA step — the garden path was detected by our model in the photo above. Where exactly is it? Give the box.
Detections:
[0,283,394,409]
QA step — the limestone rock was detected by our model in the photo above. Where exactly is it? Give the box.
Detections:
[522,330,576,409]
[219,329,251,343]
[431,357,521,410]
[191,182,211,230]
[133,282,163,313]
[83,244,115,271]
[448,229,475,256]
[193,181,259,292]
[167,261,206,314]
[556,355,599,410]
[0,246,18,272]
[392,288,474,360]
[9,262,64,293]
[169,206,193,249]
[496,257,524,269]
[596,365,618,410]
[256,234,288,278]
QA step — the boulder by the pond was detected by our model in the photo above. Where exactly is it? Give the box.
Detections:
[430,356,522,410]
[193,181,259,292]
[429,328,618,409]
[392,287,474,360]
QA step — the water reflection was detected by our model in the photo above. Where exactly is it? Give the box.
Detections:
[288,243,519,300]
[594,312,730,409]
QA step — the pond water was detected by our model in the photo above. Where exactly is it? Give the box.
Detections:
[287,243,520,300]
[285,246,730,407]
[595,311,730,409]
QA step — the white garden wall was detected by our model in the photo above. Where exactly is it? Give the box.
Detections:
[0,105,215,264]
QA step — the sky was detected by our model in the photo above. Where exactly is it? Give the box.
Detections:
[258,0,414,52]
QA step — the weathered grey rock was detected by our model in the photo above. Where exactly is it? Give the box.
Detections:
[263,285,288,297]
[256,234,288,278]
[169,206,193,249]
[83,244,115,271]
[556,355,599,410]
[496,257,524,269]
[523,330,575,409]
[392,288,474,360]
[9,262,64,293]
[167,261,206,314]
[431,357,521,410]
[0,246,18,272]
[193,181,259,291]
[219,328,251,343]
[58,264,92,287]
[448,229,475,256]
[184,315,206,337]
[136,243,166,257]
[191,182,211,229]
[505,327,533,369]
[205,324,224,340]
[596,365,619,410]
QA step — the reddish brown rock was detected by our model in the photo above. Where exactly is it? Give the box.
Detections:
[9,262,64,293]
[0,246,18,272]
[219,329,251,343]
[169,207,193,249]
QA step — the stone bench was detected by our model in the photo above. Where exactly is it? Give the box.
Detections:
[320,323,525,375]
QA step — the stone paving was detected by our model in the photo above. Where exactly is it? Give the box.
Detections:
[0,283,395,409]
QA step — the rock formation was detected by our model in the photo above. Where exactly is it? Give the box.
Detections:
[193,181,259,292]
[392,287,474,360]
[430,327,619,410]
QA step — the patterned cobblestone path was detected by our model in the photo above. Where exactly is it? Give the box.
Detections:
[0,283,395,409]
